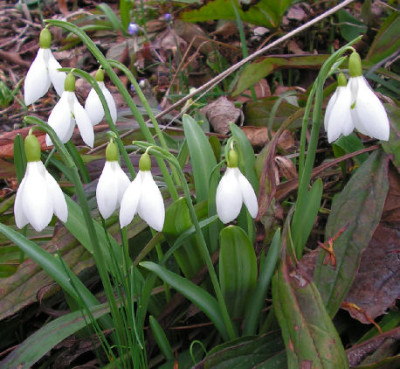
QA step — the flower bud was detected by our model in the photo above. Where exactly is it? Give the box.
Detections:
[64,73,76,92]
[24,133,41,162]
[227,149,238,168]
[139,152,151,171]
[39,28,51,49]
[95,68,104,82]
[105,140,119,162]
[349,51,362,78]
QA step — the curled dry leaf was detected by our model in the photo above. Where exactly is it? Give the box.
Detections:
[200,96,243,134]
[275,156,298,181]
[241,126,295,150]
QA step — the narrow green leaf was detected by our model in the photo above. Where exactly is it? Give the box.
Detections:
[0,223,103,313]
[243,228,280,336]
[64,197,123,270]
[337,9,367,42]
[149,315,174,361]
[0,303,110,369]
[272,257,349,369]
[291,178,323,258]
[65,141,90,184]
[183,114,218,203]
[140,261,229,340]
[314,151,389,317]
[98,3,125,34]
[194,332,286,369]
[366,13,400,64]
[119,0,132,31]
[219,226,257,319]
[13,134,26,183]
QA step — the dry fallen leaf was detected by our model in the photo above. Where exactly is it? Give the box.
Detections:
[200,96,243,134]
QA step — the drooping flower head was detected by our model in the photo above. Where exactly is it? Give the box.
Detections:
[46,73,94,148]
[85,68,117,126]
[14,132,68,232]
[96,139,130,219]
[324,72,353,143]
[119,151,165,231]
[216,149,258,224]
[348,51,390,141]
[128,23,139,35]
[24,27,66,106]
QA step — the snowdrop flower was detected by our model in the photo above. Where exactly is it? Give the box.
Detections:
[14,132,68,232]
[85,69,117,126]
[46,73,94,148]
[96,140,130,219]
[348,51,390,141]
[216,149,258,224]
[119,152,165,231]
[324,73,353,143]
[324,51,390,142]
[24,27,66,106]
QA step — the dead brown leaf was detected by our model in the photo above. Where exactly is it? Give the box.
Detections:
[200,96,243,134]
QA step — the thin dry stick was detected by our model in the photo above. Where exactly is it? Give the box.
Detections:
[154,0,356,120]
[89,0,355,154]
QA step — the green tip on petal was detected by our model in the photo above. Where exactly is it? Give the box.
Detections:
[227,149,238,168]
[139,153,151,171]
[337,72,347,87]
[24,133,41,162]
[39,28,51,49]
[64,73,76,92]
[349,51,362,77]
[105,140,119,161]
[95,68,104,82]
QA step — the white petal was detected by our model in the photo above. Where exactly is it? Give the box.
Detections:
[47,51,66,97]
[73,96,94,147]
[44,168,68,223]
[96,162,120,219]
[20,162,53,232]
[324,89,338,131]
[14,176,29,229]
[351,76,390,141]
[119,173,142,227]
[114,162,130,204]
[216,168,243,224]
[237,170,258,219]
[85,88,104,126]
[325,86,354,143]
[101,83,117,123]
[24,49,51,105]
[137,171,165,231]
[47,92,74,145]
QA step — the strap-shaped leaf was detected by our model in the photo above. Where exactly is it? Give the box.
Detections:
[314,150,389,317]
[273,257,349,369]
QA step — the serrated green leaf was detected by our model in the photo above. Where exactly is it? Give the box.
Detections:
[314,150,389,317]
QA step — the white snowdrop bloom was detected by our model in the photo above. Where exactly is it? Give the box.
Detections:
[324,73,353,143]
[96,141,130,219]
[324,52,390,142]
[14,134,68,232]
[119,153,165,231]
[348,75,390,141]
[85,69,117,126]
[46,73,94,148]
[24,28,66,106]
[216,150,258,224]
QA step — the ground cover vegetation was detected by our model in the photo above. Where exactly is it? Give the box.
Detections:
[0,0,400,368]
